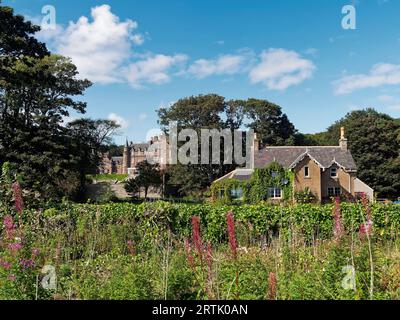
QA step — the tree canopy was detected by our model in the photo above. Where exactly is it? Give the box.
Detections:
[0,3,117,202]
[157,94,298,195]
[319,108,400,199]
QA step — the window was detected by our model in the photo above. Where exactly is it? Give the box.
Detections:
[330,167,338,178]
[304,166,310,177]
[328,187,341,197]
[230,188,244,199]
[268,187,282,199]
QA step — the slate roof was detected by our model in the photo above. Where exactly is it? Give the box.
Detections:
[214,169,254,183]
[254,146,357,171]
[129,142,150,151]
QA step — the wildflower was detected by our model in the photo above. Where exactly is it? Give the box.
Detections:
[191,216,203,261]
[0,259,12,270]
[333,197,344,240]
[360,219,373,236]
[226,212,237,258]
[12,181,24,214]
[184,238,195,269]
[268,272,277,300]
[20,259,35,269]
[8,242,22,252]
[32,248,40,258]
[127,240,136,256]
[3,215,15,239]
[3,215,14,230]
[7,274,16,282]
[360,193,373,236]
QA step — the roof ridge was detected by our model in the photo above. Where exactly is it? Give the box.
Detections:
[264,146,340,149]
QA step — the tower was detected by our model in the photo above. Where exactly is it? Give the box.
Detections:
[122,139,130,174]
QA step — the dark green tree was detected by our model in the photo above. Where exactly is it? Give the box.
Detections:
[124,161,162,199]
[158,94,245,195]
[67,119,120,198]
[322,108,400,198]
[244,98,297,147]
[157,94,298,196]
[0,4,92,201]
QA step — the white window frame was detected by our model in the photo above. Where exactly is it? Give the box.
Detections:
[304,166,310,178]
[328,187,341,197]
[330,167,338,178]
[268,187,283,199]
[230,188,244,200]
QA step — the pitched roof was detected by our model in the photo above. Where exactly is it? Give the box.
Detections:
[129,142,150,151]
[254,146,357,171]
[214,169,254,183]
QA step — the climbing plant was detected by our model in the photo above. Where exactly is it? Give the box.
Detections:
[210,162,294,204]
[210,179,248,204]
[246,162,293,202]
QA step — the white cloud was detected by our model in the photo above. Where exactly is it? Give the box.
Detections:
[333,63,400,95]
[108,113,129,129]
[36,5,190,89]
[304,48,319,56]
[249,48,315,91]
[55,5,140,84]
[131,34,145,45]
[188,54,246,79]
[125,54,188,88]
[139,113,148,121]
[378,94,396,103]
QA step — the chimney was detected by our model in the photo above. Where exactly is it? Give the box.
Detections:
[253,133,260,151]
[339,127,348,151]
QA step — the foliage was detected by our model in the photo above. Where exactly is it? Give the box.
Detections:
[67,118,120,198]
[210,179,248,204]
[312,109,400,199]
[158,95,298,196]
[0,199,399,300]
[294,187,317,204]
[210,162,293,204]
[244,98,297,147]
[124,161,162,199]
[246,162,293,202]
[0,8,119,203]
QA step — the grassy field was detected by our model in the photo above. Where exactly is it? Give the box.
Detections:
[88,174,129,182]
[0,201,400,300]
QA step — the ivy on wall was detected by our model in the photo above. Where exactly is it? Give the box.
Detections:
[210,179,248,204]
[210,162,294,204]
[247,162,294,202]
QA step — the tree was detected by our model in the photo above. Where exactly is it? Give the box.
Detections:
[0,5,93,201]
[322,108,400,199]
[67,119,120,198]
[0,2,48,58]
[158,94,244,195]
[124,161,162,199]
[157,94,298,196]
[244,98,297,147]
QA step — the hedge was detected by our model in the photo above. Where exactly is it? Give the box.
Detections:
[32,201,400,243]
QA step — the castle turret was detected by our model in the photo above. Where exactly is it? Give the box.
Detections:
[122,139,130,174]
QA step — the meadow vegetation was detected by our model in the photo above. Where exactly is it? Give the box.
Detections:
[1,195,400,300]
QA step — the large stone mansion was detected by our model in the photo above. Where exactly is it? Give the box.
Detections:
[99,136,168,175]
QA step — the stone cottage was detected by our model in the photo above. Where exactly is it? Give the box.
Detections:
[214,127,374,202]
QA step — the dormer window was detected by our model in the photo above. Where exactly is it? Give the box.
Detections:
[304,166,310,178]
[330,167,338,178]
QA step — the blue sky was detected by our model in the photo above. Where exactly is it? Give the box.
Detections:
[4,0,400,144]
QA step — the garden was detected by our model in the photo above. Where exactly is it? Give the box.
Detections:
[1,188,400,300]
